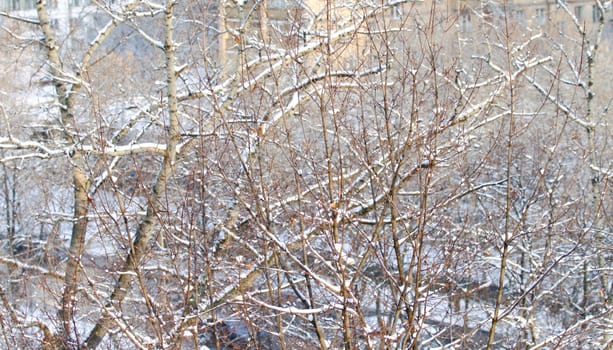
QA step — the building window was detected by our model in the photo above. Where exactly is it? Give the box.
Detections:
[516,9,525,23]
[575,6,583,20]
[535,8,546,25]
[267,0,281,8]
[592,4,603,22]
[392,4,403,19]
[460,13,472,32]
[558,20,566,33]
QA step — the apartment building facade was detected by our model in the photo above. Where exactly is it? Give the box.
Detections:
[3,0,608,41]
[220,0,610,59]
[450,0,611,35]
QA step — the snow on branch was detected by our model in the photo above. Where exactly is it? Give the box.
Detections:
[524,73,592,129]
[277,65,387,103]
[590,164,612,179]
[0,256,64,279]
[0,137,62,157]
[0,137,168,162]
[0,11,40,25]
[82,142,168,156]
[242,294,356,316]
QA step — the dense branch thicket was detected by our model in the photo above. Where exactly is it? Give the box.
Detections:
[0,0,610,349]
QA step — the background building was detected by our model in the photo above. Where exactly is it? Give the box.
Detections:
[0,0,92,37]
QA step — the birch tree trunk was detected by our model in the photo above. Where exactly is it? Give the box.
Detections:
[36,1,91,345]
[84,0,180,347]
